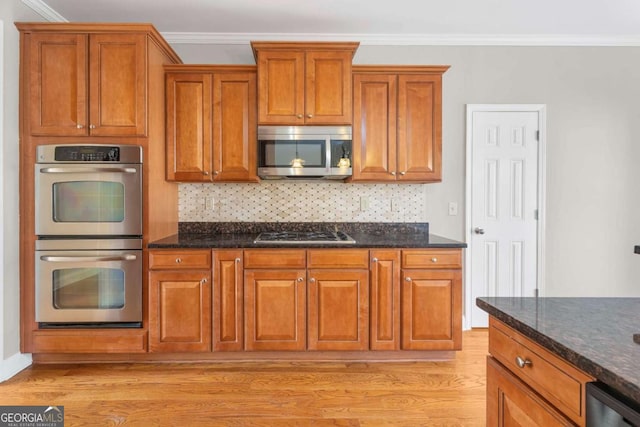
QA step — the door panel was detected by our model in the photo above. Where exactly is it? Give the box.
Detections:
[305,51,353,124]
[28,33,88,136]
[244,269,306,351]
[213,250,243,351]
[470,110,540,327]
[308,270,369,350]
[257,51,305,124]
[352,74,397,181]
[89,33,146,136]
[370,250,401,350]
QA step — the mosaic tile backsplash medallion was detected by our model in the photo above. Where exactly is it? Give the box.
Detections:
[179,182,427,223]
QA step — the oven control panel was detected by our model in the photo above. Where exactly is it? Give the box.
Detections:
[36,144,143,164]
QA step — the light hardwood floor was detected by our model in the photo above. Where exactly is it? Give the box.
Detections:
[0,330,487,426]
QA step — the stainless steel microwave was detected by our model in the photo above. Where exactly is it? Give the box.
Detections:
[257,126,352,180]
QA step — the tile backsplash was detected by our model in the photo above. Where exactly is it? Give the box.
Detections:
[179,182,427,222]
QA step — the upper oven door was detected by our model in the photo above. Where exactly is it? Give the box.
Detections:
[35,163,142,236]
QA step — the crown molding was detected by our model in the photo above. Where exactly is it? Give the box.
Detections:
[19,1,640,47]
[21,0,68,22]
[162,32,640,47]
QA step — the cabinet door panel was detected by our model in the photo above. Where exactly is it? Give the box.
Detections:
[370,250,401,351]
[89,33,146,136]
[213,72,258,182]
[28,33,88,136]
[352,74,397,181]
[397,74,442,182]
[149,271,211,352]
[166,73,213,182]
[308,270,369,350]
[487,357,573,427]
[213,250,244,351]
[257,51,305,124]
[244,270,306,351]
[305,51,353,125]
[401,269,462,350]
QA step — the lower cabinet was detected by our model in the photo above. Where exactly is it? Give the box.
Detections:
[487,317,593,426]
[487,356,574,426]
[148,250,212,352]
[147,247,463,355]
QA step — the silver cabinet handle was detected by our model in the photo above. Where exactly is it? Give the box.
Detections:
[515,356,532,368]
[431,258,438,263]
[297,277,304,282]
[40,167,138,174]
[309,278,316,283]
[297,114,303,119]
[235,258,241,263]
[390,171,396,176]
[474,227,485,235]
[213,171,219,176]
[372,257,378,263]
[40,254,137,262]
[203,171,210,176]
[89,124,96,129]
[175,258,182,264]
[200,278,208,284]
[307,114,313,118]
[405,277,412,282]
[76,124,84,129]
[400,171,406,176]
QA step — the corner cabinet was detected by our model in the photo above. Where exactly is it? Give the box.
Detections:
[165,65,258,182]
[251,42,359,125]
[24,31,147,137]
[351,66,449,182]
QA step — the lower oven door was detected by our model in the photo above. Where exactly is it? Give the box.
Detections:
[35,239,142,325]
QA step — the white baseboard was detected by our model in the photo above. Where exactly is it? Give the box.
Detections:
[0,352,32,382]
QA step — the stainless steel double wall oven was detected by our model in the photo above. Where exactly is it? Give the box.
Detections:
[34,145,143,327]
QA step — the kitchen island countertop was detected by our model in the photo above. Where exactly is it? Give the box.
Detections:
[149,222,466,249]
[477,297,640,404]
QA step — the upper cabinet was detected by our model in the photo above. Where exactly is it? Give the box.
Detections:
[251,42,359,125]
[351,66,449,183]
[24,31,147,137]
[165,65,258,182]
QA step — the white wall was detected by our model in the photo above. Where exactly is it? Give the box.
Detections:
[174,43,640,297]
[0,0,42,381]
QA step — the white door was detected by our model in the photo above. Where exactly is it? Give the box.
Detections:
[466,106,545,328]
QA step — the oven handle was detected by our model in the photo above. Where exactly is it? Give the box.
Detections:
[40,255,138,262]
[39,167,138,174]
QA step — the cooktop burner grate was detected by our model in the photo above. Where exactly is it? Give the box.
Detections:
[254,231,356,245]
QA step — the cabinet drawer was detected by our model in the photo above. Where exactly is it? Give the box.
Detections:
[489,318,593,425]
[307,249,369,268]
[148,250,211,270]
[401,249,461,269]
[244,249,306,269]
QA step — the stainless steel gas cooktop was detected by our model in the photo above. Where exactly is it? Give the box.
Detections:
[253,231,356,245]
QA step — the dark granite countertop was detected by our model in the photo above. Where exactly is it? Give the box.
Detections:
[148,222,467,249]
[477,297,640,404]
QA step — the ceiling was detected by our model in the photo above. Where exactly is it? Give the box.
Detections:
[23,0,640,45]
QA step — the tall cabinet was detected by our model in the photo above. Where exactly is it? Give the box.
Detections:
[17,23,182,355]
[351,66,449,182]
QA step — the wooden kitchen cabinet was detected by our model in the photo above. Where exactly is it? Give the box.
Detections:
[487,356,574,426]
[251,42,359,125]
[352,67,448,182]
[307,249,369,351]
[213,250,244,351]
[244,249,307,351]
[26,31,146,136]
[165,66,258,182]
[487,318,593,426]
[370,249,401,351]
[400,249,462,350]
[148,250,212,352]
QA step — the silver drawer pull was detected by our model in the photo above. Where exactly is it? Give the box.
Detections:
[431,257,438,263]
[516,356,532,368]
[175,258,182,264]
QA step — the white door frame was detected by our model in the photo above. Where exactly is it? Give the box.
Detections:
[464,104,547,330]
